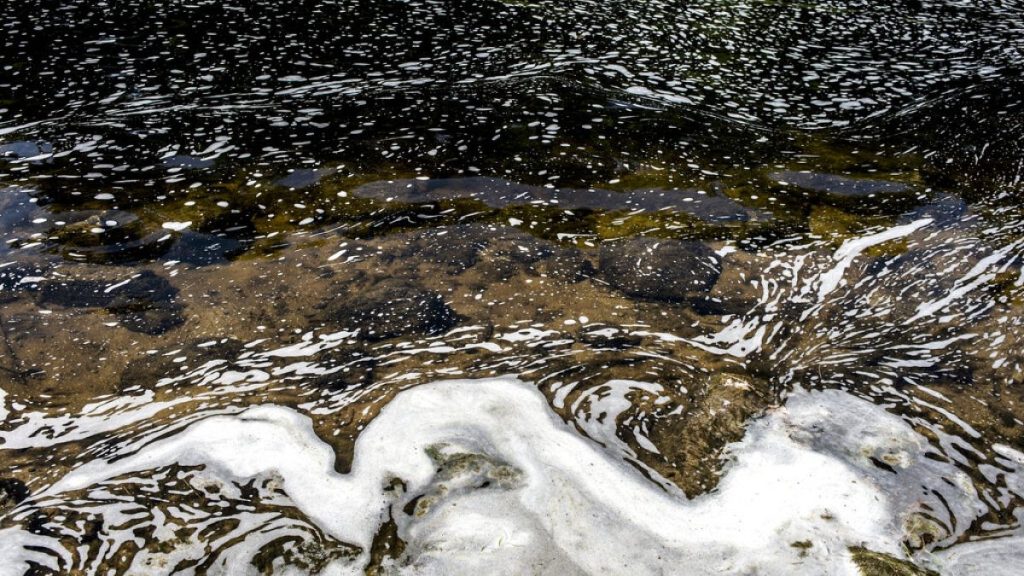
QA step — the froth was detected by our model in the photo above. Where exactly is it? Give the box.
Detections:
[4,377,1016,574]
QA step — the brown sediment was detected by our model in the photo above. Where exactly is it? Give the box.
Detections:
[2,166,1023,573]
[0,218,769,497]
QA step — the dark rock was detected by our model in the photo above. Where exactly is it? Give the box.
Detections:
[115,305,185,335]
[0,141,53,161]
[37,270,175,308]
[59,233,174,265]
[770,171,912,197]
[689,294,756,316]
[37,279,119,308]
[599,237,721,302]
[105,272,184,334]
[355,176,539,207]
[0,263,48,302]
[275,168,334,189]
[529,247,594,282]
[400,228,484,274]
[0,478,29,512]
[578,330,644,349]
[36,270,185,335]
[51,211,176,265]
[901,194,968,228]
[162,232,244,265]
[318,279,458,341]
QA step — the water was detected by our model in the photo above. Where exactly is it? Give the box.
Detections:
[1,0,1023,574]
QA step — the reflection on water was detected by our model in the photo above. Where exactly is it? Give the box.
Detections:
[1,0,1024,574]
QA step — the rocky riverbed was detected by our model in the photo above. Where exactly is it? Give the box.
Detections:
[2,0,1023,574]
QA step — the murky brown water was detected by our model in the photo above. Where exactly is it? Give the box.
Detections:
[1,1,1023,574]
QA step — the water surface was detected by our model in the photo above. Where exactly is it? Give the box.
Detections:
[1,1,1023,574]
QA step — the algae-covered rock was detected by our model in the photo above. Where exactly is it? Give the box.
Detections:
[35,270,185,335]
[161,231,245,265]
[119,338,245,391]
[645,371,772,496]
[318,279,458,341]
[771,171,913,197]
[0,477,29,514]
[598,237,721,302]
[411,444,524,518]
[850,547,938,576]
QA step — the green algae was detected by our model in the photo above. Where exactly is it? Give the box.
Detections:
[850,547,939,576]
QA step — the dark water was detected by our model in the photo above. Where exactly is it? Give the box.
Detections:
[1,1,1024,574]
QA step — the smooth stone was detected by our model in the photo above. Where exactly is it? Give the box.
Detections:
[901,194,968,227]
[355,177,752,222]
[162,232,244,265]
[599,237,721,302]
[35,270,185,335]
[318,279,458,341]
[0,141,52,160]
[529,247,595,282]
[36,270,176,308]
[114,305,185,335]
[770,170,912,197]
[395,228,485,274]
[0,478,29,513]
[274,168,334,189]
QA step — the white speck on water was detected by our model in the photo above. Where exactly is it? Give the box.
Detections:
[161,221,192,231]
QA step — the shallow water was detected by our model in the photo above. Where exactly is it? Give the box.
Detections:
[1,0,1023,574]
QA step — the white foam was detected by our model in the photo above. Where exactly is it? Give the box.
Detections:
[815,217,932,304]
[161,221,192,231]
[931,532,1024,575]
[0,529,65,575]
[18,377,975,574]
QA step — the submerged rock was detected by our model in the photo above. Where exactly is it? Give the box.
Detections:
[0,140,52,161]
[119,338,245,390]
[850,546,938,576]
[317,279,458,341]
[162,154,214,170]
[528,246,594,282]
[50,211,177,264]
[275,168,334,189]
[355,176,752,223]
[391,228,485,275]
[643,372,773,497]
[0,478,29,513]
[37,270,175,308]
[473,233,593,283]
[900,194,968,228]
[36,279,126,308]
[36,270,185,335]
[161,231,244,265]
[409,444,524,518]
[598,237,721,302]
[112,305,184,335]
[771,171,913,197]
[0,263,48,302]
